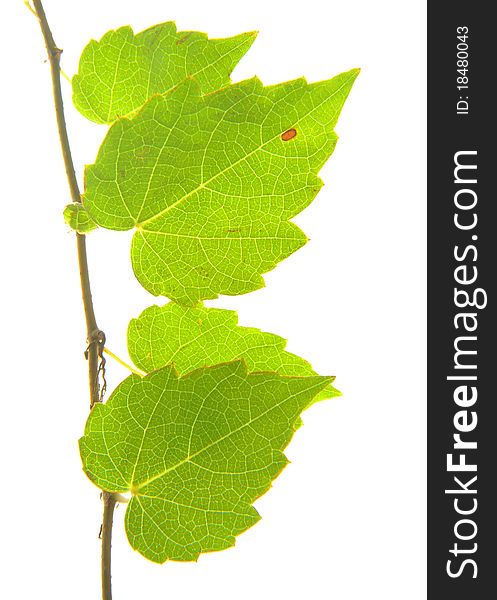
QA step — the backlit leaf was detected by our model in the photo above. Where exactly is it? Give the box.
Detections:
[72,23,257,124]
[84,70,359,304]
[79,361,331,562]
[128,302,339,401]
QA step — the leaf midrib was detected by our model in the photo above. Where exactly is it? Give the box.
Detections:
[130,376,328,493]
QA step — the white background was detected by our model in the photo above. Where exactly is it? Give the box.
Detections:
[0,1,426,598]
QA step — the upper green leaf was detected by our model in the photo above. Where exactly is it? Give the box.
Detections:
[80,361,330,562]
[72,23,257,124]
[84,70,359,305]
[128,302,339,401]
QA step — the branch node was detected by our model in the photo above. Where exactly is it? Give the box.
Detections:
[85,329,107,404]
[85,329,106,359]
[50,46,63,61]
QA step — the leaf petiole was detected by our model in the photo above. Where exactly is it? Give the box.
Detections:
[24,1,36,16]
[103,347,146,377]
[60,68,72,84]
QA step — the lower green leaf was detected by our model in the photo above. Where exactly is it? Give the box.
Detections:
[128,302,340,402]
[80,361,331,562]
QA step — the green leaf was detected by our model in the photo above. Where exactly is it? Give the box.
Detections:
[80,361,331,562]
[84,70,359,305]
[128,302,339,402]
[63,203,98,233]
[72,23,257,124]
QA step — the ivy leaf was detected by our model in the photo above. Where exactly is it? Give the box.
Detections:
[128,302,339,402]
[84,70,358,305]
[63,203,98,233]
[72,23,257,124]
[80,361,330,562]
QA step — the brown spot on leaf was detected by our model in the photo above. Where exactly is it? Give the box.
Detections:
[281,128,297,141]
[176,33,193,45]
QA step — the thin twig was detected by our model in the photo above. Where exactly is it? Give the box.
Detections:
[31,0,104,409]
[101,493,117,600]
[31,3,114,599]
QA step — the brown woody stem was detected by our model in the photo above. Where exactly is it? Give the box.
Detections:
[31,2,112,599]
[32,0,104,409]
